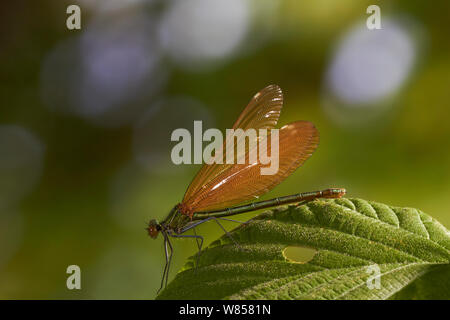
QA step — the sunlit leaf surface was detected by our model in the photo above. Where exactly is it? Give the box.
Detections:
[157,198,450,300]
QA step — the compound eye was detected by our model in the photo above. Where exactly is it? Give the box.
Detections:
[147,225,159,239]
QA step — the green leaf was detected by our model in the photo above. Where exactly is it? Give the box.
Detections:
[156,198,450,300]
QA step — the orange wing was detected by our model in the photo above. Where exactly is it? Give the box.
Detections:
[182,84,283,204]
[181,121,319,214]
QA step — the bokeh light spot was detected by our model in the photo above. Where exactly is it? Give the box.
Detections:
[159,0,249,70]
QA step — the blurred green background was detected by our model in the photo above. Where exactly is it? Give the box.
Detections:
[1,0,450,299]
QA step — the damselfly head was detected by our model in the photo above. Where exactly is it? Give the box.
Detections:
[147,219,161,239]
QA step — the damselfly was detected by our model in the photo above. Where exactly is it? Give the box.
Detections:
[146,85,345,292]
